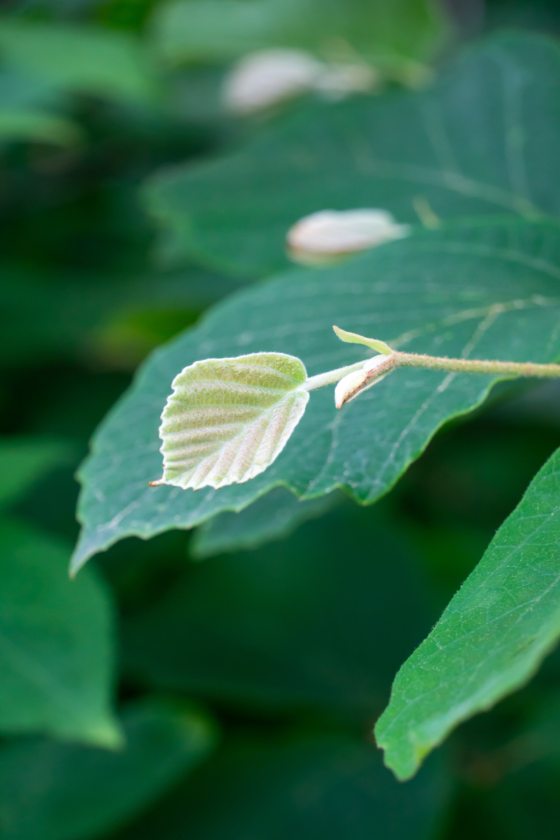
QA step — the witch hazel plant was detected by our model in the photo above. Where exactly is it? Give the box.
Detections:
[150,326,560,492]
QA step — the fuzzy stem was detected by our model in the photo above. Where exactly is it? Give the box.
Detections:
[394,352,560,379]
[305,351,560,395]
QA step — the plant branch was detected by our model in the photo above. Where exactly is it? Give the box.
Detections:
[393,351,560,379]
[304,361,366,391]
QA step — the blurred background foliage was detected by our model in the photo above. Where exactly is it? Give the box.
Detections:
[1,0,560,838]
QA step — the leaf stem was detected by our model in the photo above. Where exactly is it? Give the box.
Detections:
[393,351,560,379]
[304,361,365,391]
[306,350,560,394]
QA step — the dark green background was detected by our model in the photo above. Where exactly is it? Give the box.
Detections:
[1,1,559,838]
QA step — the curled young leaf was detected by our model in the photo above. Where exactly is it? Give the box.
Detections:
[334,355,395,408]
[333,325,393,355]
[152,353,309,491]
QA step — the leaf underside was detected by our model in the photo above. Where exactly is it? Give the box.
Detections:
[157,352,308,490]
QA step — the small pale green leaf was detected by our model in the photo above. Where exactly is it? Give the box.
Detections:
[154,352,309,490]
[375,447,560,781]
[0,699,216,840]
[333,325,393,354]
[0,519,118,745]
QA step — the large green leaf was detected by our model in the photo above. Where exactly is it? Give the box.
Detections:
[72,220,560,570]
[0,69,80,146]
[122,503,435,721]
[116,728,449,840]
[0,520,118,745]
[0,699,216,840]
[375,446,560,780]
[145,33,560,276]
[152,0,446,72]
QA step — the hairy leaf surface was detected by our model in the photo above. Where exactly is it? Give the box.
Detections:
[376,447,560,780]
[72,221,560,570]
[156,353,308,490]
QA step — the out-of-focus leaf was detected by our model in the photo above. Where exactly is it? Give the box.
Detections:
[0,110,80,146]
[0,20,161,105]
[0,263,238,370]
[152,0,447,73]
[0,699,216,840]
[145,33,560,276]
[376,447,560,780]
[0,437,73,511]
[0,519,118,746]
[192,487,334,558]
[123,503,435,722]
[483,695,560,840]
[72,220,560,571]
[0,69,80,145]
[117,728,449,840]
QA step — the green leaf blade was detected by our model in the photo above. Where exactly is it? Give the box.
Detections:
[145,33,560,276]
[72,220,560,572]
[152,0,446,69]
[156,352,309,490]
[375,446,560,780]
[0,21,160,105]
[0,520,118,745]
[0,699,216,840]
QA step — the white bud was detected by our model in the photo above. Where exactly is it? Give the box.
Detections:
[223,49,323,115]
[223,50,379,116]
[335,355,394,409]
[287,209,409,266]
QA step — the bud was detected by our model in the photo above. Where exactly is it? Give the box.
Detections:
[287,209,409,266]
[223,49,323,115]
[223,50,378,117]
[335,354,395,408]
